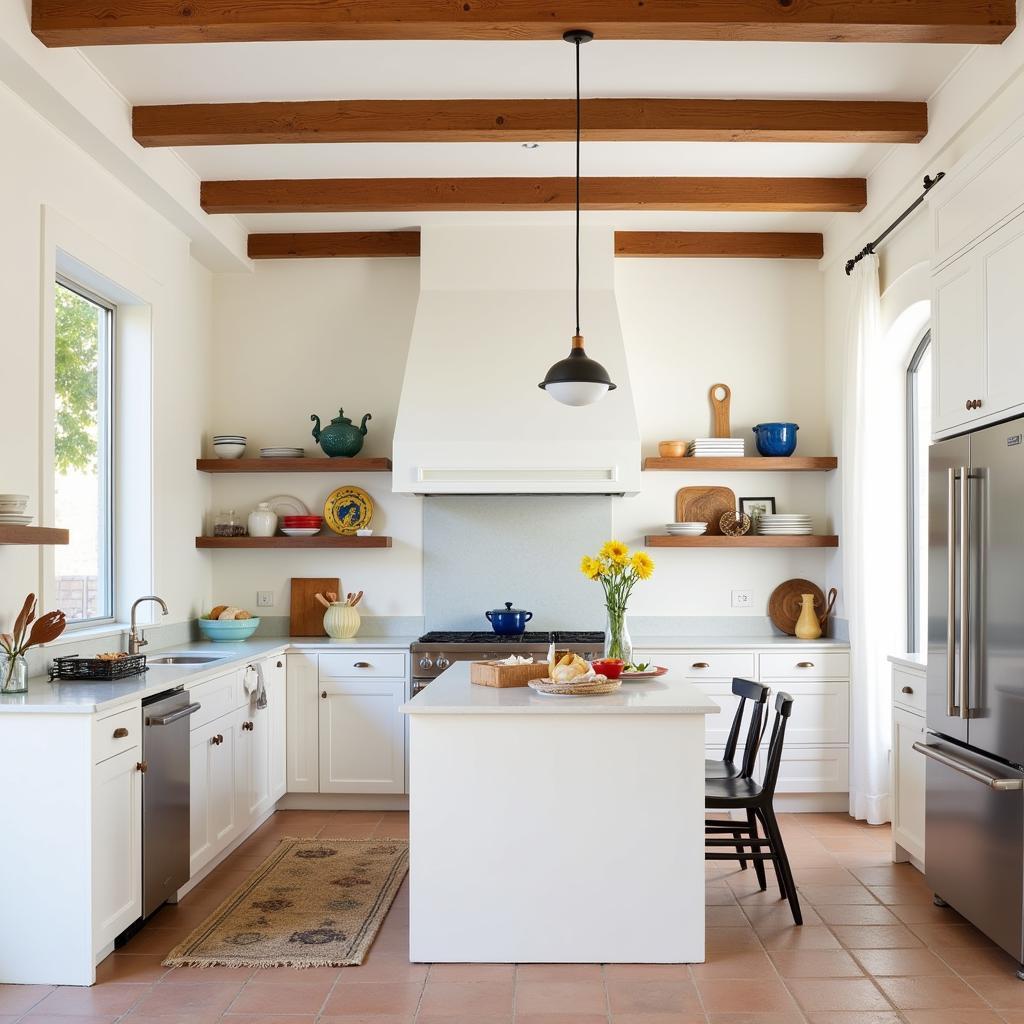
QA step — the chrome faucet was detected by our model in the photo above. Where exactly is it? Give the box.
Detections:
[129,596,169,656]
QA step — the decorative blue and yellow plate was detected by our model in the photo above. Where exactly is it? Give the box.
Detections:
[324,485,373,535]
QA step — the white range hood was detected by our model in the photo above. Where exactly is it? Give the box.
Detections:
[393,225,640,495]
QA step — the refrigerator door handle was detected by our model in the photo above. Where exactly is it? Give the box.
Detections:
[914,741,1023,791]
[946,467,959,717]
[959,466,971,720]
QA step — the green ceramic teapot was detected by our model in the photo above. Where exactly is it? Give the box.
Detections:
[310,408,372,458]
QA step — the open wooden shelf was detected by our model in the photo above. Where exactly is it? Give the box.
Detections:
[197,457,392,473]
[646,535,839,548]
[196,535,391,549]
[0,525,70,546]
[643,456,837,472]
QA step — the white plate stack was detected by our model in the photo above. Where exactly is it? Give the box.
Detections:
[757,514,812,536]
[687,438,745,457]
[0,494,32,526]
[665,522,709,537]
[260,447,305,459]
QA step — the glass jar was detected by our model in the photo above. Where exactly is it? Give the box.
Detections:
[213,509,246,538]
[1,653,28,694]
[604,605,633,664]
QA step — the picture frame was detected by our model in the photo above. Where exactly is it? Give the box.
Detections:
[739,496,777,530]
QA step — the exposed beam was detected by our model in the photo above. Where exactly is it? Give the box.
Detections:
[248,231,421,259]
[33,0,1016,45]
[133,98,928,147]
[202,177,867,215]
[615,231,824,259]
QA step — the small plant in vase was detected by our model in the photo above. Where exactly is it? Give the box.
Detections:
[1,594,66,694]
[580,541,655,664]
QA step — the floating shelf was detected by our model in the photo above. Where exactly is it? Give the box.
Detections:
[645,535,839,549]
[197,457,392,473]
[0,525,70,546]
[196,535,392,549]
[643,456,837,472]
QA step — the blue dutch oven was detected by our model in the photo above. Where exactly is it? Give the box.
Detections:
[485,602,534,635]
[752,422,799,457]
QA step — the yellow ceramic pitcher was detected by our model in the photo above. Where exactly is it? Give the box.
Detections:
[795,594,822,640]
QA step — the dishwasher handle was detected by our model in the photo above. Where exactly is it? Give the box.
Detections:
[913,741,1023,791]
[147,701,201,726]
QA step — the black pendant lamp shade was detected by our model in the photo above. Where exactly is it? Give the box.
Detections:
[538,28,617,407]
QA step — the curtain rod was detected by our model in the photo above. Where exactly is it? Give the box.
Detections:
[844,172,945,276]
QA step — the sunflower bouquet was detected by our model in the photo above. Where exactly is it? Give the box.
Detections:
[580,541,654,663]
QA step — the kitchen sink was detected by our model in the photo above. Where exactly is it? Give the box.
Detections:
[148,655,225,665]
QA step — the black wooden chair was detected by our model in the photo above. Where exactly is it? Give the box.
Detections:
[705,678,770,781]
[704,692,802,925]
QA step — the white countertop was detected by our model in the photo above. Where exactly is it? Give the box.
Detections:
[633,635,849,650]
[0,635,415,715]
[401,661,720,716]
[888,652,927,670]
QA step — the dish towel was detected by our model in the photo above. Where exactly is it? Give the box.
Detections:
[244,662,268,710]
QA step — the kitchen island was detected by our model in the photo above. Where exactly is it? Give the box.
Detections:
[400,662,719,964]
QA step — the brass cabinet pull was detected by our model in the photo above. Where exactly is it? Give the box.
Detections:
[353,661,370,668]
[692,662,710,669]
[211,734,224,746]
[136,760,148,773]
[901,685,914,695]
[243,721,254,731]
[277,660,283,668]
[321,690,328,699]
[966,398,984,410]
[113,727,129,739]
[797,661,815,668]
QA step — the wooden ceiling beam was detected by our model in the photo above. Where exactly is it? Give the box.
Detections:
[33,0,1015,45]
[133,98,927,147]
[615,231,824,259]
[201,176,867,214]
[248,231,421,258]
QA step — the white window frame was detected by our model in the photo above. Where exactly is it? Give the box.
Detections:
[905,329,931,654]
[54,274,117,629]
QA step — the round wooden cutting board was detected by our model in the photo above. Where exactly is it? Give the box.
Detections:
[769,579,826,636]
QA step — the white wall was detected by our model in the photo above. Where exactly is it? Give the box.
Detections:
[0,81,212,633]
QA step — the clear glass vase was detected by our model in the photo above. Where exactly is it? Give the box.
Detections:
[1,653,28,694]
[604,605,632,664]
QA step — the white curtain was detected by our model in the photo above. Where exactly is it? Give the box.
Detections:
[843,254,897,825]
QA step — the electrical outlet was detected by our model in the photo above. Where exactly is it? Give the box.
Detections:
[256,591,274,608]
[731,590,753,609]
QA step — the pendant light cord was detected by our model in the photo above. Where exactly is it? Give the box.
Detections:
[574,33,581,338]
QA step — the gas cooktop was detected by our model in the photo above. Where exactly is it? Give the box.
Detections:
[415,631,604,646]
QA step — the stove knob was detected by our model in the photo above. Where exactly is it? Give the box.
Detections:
[436,656,451,670]
[418,656,434,670]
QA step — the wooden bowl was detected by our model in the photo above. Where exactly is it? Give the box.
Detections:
[658,440,688,458]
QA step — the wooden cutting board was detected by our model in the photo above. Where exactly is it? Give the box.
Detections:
[675,486,736,536]
[290,577,339,637]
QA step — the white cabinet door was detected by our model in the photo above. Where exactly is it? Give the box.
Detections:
[190,711,243,875]
[287,653,319,793]
[981,217,1024,422]
[892,707,927,864]
[768,746,850,794]
[238,704,270,821]
[319,678,406,794]
[92,747,142,950]
[265,657,287,803]
[932,253,985,436]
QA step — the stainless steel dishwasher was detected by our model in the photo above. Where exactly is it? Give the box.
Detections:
[142,688,201,918]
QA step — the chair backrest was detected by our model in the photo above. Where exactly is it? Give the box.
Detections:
[724,677,770,775]
[760,691,796,796]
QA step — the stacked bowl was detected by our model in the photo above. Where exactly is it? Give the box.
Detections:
[260,446,304,459]
[0,494,32,526]
[213,435,247,459]
[281,515,323,537]
[665,522,708,537]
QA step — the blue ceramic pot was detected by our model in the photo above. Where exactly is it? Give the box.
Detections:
[485,602,534,635]
[752,422,799,457]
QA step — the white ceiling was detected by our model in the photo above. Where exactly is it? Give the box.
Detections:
[84,38,973,235]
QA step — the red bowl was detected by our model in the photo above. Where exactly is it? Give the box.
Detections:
[591,658,624,679]
[282,517,322,524]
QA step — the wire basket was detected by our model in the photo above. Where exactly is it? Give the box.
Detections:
[49,654,148,682]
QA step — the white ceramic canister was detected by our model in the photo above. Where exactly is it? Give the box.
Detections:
[324,603,361,639]
[247,502,278,538]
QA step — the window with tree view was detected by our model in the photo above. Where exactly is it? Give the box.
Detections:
[54,278,114,624]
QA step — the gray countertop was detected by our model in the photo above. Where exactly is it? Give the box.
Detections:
[0,636,415,715]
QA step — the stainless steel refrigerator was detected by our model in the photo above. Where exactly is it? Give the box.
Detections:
[921,418,1024,973]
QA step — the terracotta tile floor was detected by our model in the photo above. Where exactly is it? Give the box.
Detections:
[4,810,1024,1023]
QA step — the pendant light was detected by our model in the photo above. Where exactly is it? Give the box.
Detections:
[538,28,617,407]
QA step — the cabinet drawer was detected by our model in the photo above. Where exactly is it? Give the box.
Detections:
[93,706,142,764]
[770,747,850,794]
[778,681,849,745]
[760,651,849,680]
[893,667,926,715]
[188,670,243,730]
[319,651,407,680]
[640,651,756,680]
